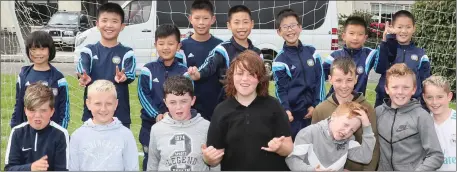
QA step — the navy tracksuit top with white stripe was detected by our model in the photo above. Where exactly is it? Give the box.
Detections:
[137,58,187,146]
[272,41,326,116]
[76,42,136,124]
[323,45,379,96]
[4,121,69,171]
[11,64,70,129]
[374,34,431,107]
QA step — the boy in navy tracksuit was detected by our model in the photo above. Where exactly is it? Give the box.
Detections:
[11,31,70,129]
[5,83,69,171]
[178,0,223,121]
[272,9,325,140]
[374,10,431,107]
[187,5,262,103]
[323,16,379,96]
[138,24,188,171]
[76,3,136,128]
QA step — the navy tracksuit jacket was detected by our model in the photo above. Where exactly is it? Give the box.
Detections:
[272,41,325,140]
[374,34,431,107]
[11,64,70,129]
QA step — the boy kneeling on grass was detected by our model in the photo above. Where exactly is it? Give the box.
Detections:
[5,82,69,171]
[286,102,376,171]
[69,80,138,171]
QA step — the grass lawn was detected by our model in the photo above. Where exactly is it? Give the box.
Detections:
[1,74,455,170]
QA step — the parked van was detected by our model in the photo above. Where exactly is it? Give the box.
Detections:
[74,0,338,73]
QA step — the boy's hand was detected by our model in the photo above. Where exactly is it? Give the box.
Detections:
[187,66,201,81]
[304,106,314,119]
[315,164,335,171]
[382,21,397,41]
[261,136,285,153]
[31,155,48,171]
[114,66,127,83]
[354,109,371,127]
[156,114,164,122]
[286,110,294,122]
[76,71,91,87]
[201,144,224,166]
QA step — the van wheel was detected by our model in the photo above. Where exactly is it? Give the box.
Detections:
[263,54,274,80]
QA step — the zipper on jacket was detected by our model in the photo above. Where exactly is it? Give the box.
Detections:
[390,108,398,170]
[296,49,307,85]
[350,49,354,58]
[34,133,38,152]
[402,49,406,63]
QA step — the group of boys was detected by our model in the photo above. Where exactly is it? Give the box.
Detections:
[4,0,455,171]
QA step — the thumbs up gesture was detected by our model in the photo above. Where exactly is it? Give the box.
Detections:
[114,66,127,83]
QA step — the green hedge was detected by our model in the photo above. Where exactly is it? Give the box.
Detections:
[412,0,456,92]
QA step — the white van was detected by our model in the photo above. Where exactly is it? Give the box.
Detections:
[74,0,338,73]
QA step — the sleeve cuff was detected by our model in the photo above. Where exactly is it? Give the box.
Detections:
[362,125,374,136]
[386,34,396,39]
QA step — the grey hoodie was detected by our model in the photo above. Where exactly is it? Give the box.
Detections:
[376,99,444,171]
[286,119,375,171]
[147,110,217,171]
[69,117,139,171]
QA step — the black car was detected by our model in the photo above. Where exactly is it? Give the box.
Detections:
[41,11,93,50]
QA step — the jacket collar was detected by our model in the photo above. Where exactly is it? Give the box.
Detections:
[230,37,254,52]
[283,40,304,52]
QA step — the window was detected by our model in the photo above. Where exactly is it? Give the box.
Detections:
[123,0,152,25]
[156,0,329,30]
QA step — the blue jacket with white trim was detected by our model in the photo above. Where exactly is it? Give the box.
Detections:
[272,41,325,115]
[374,34,431,100]
[323,45,379,96]
[137,58,187,129]
[11,64,70,129]
[76,42,136,124]
[4,121,69,171]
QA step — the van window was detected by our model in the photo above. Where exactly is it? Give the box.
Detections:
[124,0,152,25]
[156,0,328,30]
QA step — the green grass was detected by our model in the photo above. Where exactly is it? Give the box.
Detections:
[1,74,455,170]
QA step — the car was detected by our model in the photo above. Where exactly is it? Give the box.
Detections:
[75,0,338,75]
[41,11,93,51]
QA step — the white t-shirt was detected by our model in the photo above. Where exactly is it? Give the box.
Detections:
[433,109,456,171]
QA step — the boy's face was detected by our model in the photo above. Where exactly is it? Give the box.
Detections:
[423,85,452,115]
[329,68,357,99]
[164,92,196,121]
[25,101,54,130]
[277,16,302,45]
[155,35,181,61]
[234,63,259,97]
[29,47,49,65]
[227,12,254,41]
[393,16,415,44]
[189,9,215,36]
[329,113,361,141]
[96,12,126,41]
[385,75,417,107]
[86,91,118,125]
[342,24,367,49]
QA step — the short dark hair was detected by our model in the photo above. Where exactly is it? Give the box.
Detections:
[97,2,125,23]
[275,9,301,29]
[163,75,194,98]
[228,5,251,22]
[392,10,415,25]
[191,0,214,15]
[330,57,357,76]
[155,24,181,43]
[26,31,56,62]
[344,16,367,34]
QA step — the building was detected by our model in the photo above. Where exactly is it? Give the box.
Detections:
[337,1,414,23]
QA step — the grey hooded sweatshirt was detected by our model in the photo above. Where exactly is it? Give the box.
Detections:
[147,110,217,171]
[286,119,376,171]
[69,117,139,171]
[376,99,444,171]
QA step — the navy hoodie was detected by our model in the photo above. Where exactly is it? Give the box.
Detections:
[374,34,431,102]
[178,35,223,120]
[11,64,70,129]
[137,58,188,146]
[4,121,69,171]
[197,37,262,102]
[272,41,325,115]
[76,42,136,124]
[323,45,379,96]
